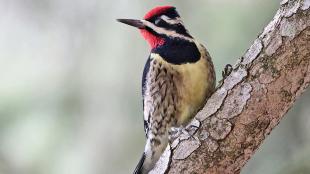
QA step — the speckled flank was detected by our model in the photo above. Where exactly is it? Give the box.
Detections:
[143,56,178,132]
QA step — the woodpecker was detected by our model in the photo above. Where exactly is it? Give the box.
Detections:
[117,6,216,174]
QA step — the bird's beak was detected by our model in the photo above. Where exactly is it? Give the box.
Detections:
[117,19,146,29]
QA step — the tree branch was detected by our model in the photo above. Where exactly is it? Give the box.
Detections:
[150,0,310,173]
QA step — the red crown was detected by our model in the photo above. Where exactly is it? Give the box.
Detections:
[144,6,175,19]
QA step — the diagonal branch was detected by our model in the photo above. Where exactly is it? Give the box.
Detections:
[150,0,310,173]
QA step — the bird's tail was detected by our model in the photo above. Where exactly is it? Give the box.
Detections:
[133,135,169,174]
[133,153,146,174]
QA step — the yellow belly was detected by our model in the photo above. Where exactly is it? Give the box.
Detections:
[174,57,212,125]
[150,50,214,126]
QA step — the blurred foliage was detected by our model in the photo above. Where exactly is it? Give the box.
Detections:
[0,0,309,174]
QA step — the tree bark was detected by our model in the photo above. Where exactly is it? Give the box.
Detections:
[150,0,310,173]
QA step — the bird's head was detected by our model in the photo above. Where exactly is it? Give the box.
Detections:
[117,6,193,49]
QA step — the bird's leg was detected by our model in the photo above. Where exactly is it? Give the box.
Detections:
[169,127,182,139]
[217,64,233,88]
[180,126,192,138]
[183,119,201,141]
[222,64,233,79]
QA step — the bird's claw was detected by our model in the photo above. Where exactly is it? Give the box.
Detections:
[222,64,233,79]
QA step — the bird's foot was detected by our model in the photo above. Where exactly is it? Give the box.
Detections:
[222,64,233,79]
[169,125,199,142]
[169,127,182,139]
[218,64,233,88]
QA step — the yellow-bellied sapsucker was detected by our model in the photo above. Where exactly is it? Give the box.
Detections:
[117,6,216,174]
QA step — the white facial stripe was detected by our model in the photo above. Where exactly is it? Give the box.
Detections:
[141,20,193,42]
[160,15,183,25]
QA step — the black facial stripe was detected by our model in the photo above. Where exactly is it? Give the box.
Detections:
[156,19,171,28]
[145,26,162,37]
[157,20,192,38]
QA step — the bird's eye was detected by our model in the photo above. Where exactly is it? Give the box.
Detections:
[154,19,161,25]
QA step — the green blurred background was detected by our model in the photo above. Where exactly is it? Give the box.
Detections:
[0,0,309,174]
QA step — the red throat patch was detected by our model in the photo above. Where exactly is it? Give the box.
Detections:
[143,6,174,19]
[140,29,165,49]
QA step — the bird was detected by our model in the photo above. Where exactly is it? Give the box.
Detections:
[117,6,216,174]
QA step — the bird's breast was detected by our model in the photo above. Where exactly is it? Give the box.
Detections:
[150,49,215,126]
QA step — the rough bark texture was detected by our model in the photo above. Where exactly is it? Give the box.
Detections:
[150,0,310,173]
